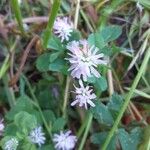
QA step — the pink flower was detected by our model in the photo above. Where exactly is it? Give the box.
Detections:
[67,40,107,81]
[53,130,77,150]
[53,17,73,42]
[71,80,96,109]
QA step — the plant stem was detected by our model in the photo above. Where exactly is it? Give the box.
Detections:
[102,47,150,150]
[147,136,150,150]
[22,74,52,139]
[11,0,25,34]
[77,114,89,138]
[42,0,61,49]
[0,56,10,80]
[78,113,93,150]
[107,63,114,96]
[74,0,80,29]
[0,38,18,79]
[3,74,16,107]
[62,76,71,118]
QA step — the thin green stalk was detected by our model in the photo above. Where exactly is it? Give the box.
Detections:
[22,74,52,139]
[80,9,94,32]
[147,137,150,150]
[102,47,150,150]
[78,113,93,150]
[11,0,25,34]
[0,56,10,79]
[77,114,89,138]
[3,74,16,107]
[62,76,71,118]
[42,0,61,49]
[0,38,18,79]
[135,63,150,89]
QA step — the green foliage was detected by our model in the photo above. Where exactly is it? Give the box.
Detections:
[38,145,54,150]
[6,95,34,121]
[88,25,122,55]
[91,128,142,150]
[88,76,108,92]
[118,128,142,150]
[52,117,66,132]
[95,77,108,92]
[107,93,124,118]
[49,58,68,74]
[47,35,65,51]
[98,26,122,42]
[37,88,57,110]
[67,30,82,42]
[49,52,62,63]
[21,143,36,150]
[36,53,68,74]
[14,111,37,131]
[36,53,51,72]
[90,93,124,126]
[43,110,56,124]
[4,123,18,136]
[138,126,150,150]
[1,1,149,149]
[91,132,116,150]
[90,101,114,126]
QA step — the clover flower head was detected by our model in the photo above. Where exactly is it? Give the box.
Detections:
[71,80,96,109]
[0,118,4,136]
[53,17,73,42]
[53,130,77,150]
[4,138,19,150]
[66,39,107,81]
[29,126,46,147]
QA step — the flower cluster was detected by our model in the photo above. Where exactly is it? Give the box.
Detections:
[52,18,107,148]
[66,39,107,109]
[29,126,46,147]
[40,16,107,149]
[53,130,77,150]
[67,40,107,81]
[4,138,19,150]
[71,80,96,109]
[53,17,73,42]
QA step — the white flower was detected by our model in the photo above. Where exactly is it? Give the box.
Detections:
[66,40,107,81]
[0,118,4,136]
[4,138,19,150]
[29,126,46,147]
[53,17,73,42]
[136,2,143,13]
[71,80,96,109]
[53,130,77,150]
